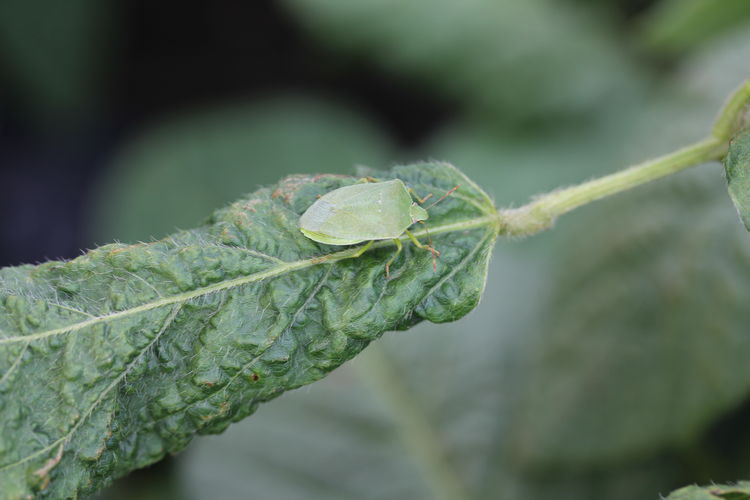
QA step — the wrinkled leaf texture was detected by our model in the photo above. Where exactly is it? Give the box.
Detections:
[0,162,498,499]
[179,253,678,500]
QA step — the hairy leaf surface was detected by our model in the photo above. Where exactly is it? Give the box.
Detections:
[0,162,498,499]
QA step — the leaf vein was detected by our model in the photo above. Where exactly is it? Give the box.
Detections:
[419,229,494,306]
[148,267,335,429]
[0,340,30,386]
[49,302,97,319]
[226,266,333,389]
[0,304,183,472]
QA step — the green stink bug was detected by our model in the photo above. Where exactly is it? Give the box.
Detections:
[299,178,453,276]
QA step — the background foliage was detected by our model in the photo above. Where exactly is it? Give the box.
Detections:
[2,1,750,499]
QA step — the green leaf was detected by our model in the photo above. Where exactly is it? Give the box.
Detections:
[724,128,750,230]
[665,482,750,500]
[176,248,684,500]
[280,0,638,122]
[178,251,527,500]
[638,0,750,56]
[177,314,513,500]
[508,167,750,468]
[0,162,498,498]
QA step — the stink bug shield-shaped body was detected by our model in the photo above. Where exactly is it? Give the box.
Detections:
[299,179,436,276]
[299,179,427,244]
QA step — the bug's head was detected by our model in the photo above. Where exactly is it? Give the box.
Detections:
[409,203,429,223]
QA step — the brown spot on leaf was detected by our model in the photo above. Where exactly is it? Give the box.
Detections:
[232,211,252,227]
[109,243,146,255]
[272,174,328,203]
[241,198,263,212]
[34,444,64,489]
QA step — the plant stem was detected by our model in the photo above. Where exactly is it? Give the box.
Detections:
[499,138,724,235]
[500,78,750,237]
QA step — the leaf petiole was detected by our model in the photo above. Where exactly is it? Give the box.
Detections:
[499,78,750,237]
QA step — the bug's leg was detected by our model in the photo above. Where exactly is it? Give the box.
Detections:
[404,229,439,254]
[385,238,403,278]
[405,229,440,271]
[349,240,374,258]
[408,188,433,205]
[417,220,436,256]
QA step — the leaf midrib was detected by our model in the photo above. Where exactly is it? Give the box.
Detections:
[0,213,499,346]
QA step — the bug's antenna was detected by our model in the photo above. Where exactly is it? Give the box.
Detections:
[425,185,459,211]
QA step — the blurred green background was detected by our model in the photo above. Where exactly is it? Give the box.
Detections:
[2,1,750,499]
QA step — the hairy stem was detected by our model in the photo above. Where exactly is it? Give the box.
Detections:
[499,78,750,236]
